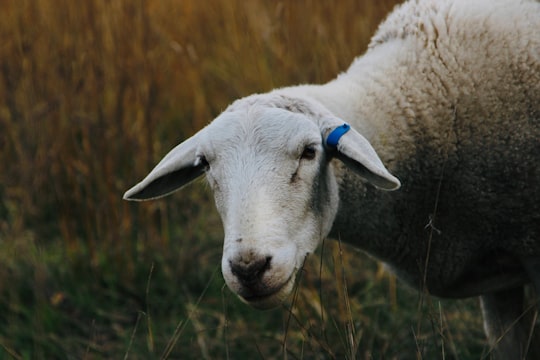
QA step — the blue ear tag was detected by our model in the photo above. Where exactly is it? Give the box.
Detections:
[326,123,351,148]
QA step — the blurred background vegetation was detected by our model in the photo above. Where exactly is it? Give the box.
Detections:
[0,0,488,358]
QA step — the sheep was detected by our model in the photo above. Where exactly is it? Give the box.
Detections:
[123,0,540,357]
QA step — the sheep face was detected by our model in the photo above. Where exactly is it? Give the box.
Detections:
[123,94,400,309]
[200,107,339,309]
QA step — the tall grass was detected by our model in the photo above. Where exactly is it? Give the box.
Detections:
[0,0,488,358]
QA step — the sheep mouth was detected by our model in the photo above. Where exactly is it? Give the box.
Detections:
[238,272,297,310]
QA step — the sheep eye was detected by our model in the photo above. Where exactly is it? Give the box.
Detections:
[300,146,316,160]
[196,156,210,169]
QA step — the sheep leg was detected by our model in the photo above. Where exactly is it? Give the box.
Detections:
[521,257,540,357]
[522,257,540,296]
[480,287,536,359]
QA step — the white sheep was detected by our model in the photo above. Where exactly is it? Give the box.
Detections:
[124,0,540,357]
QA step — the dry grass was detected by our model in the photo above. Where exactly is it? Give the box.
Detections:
[0,0,488,358]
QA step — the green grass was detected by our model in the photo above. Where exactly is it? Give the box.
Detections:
[0,0,490,358]
[0,231,487,359]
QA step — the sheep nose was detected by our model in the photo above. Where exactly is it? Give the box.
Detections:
[229,255,272,286]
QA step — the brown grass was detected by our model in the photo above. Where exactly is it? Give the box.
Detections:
[0,0,487,358]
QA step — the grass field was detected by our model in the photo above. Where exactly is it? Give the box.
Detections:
[0,0,490,358]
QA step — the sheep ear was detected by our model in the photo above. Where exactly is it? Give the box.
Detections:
[323,123,401,190]
[123,134,205,201]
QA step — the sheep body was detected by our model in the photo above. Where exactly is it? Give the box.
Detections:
[124,0,540,357]
[287,0,540,297]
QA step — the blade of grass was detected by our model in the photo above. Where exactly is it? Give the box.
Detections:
[161,264,220,359]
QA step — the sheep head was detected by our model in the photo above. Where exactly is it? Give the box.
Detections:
[123,94,400,309]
